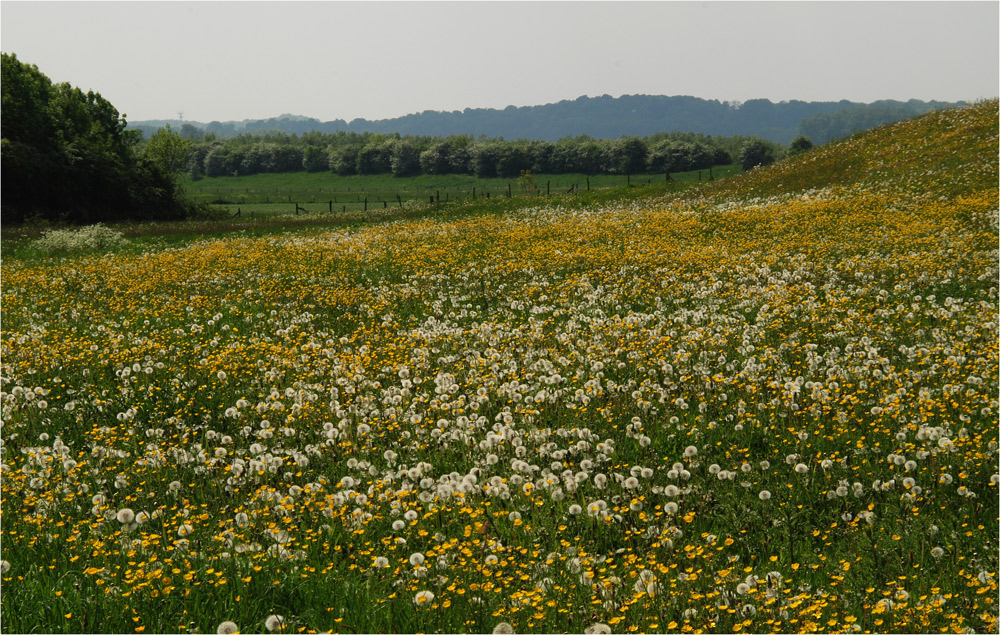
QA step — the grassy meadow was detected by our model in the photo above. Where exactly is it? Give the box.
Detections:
[181,167,742,217]
[1,102,997,634]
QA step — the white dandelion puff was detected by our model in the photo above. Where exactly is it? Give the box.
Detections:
[264,615,286,631]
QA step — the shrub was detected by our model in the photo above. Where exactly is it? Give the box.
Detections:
[34,223,128,254]
[738,139,778,171]
[788,135,815,155]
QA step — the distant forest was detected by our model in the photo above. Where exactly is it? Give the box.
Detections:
[173,130,769,180]
[131,94,960,146]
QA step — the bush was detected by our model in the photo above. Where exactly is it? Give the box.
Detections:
[788,135,814,155]
[390,141,421,177]
[738,139,777,171]
[34,223,128,254]
[302,146,329,172]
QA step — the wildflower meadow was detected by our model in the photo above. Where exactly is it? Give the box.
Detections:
[1,102,998,634]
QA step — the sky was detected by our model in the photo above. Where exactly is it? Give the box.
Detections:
[1,1,997,123]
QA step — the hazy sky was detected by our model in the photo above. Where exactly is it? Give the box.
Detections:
[2,1,997,123]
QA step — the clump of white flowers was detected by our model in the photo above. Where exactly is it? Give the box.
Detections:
[35,223,128,254]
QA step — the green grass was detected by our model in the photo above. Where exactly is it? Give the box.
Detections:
[182,166,741,216]
[0,169,726,256]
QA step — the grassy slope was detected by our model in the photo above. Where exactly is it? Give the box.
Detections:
[690,100,998,199]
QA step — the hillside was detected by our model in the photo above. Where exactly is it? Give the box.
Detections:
[129,94,960,144]
[1,103,997,634]
[690,98,998,199]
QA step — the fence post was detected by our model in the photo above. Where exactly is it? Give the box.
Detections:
[364,197,368,211]
[587,177,590,191]
[397,194,402,208]
[508,183,512,198]
[328,201,333,213]
[547,181,550,196]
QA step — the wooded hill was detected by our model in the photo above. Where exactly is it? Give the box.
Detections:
[131,94,960,145]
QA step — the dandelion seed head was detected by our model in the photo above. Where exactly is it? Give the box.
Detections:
[264,615,286,631]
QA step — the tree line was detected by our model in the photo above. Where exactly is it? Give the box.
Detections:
[132,94,960,145]
[0,53,802,225]
[1,53,190,224]
[179,129,787,180]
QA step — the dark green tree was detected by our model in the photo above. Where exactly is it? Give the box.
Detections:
[329,145,360,175]
[737,139,777,171]
[788,135,814,155]
[179,123,204,141]
[302,145,329,172]
[1,53,185,223]
[143,124,193,177]
[470,143,500,178]
[603,137,647,174]
[356,138,393,174]
[419,143,451,174]
[495,143,532,178]
[390,140,421,177]
[203,145,236,177]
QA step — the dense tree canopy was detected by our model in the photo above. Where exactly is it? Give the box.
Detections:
[1,53,187,224]
[178,129,751,180]
[130,95,960,145]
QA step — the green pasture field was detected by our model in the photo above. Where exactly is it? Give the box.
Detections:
[182,166,741,217]
[0,179,706,259]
